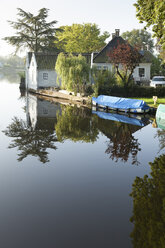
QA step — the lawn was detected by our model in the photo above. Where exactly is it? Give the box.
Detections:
[133,98,165,108]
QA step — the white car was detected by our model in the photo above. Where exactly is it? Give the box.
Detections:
[150,76,165,88]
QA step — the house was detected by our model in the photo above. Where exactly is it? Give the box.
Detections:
[26,52,59,90]
[26,52,91,91]
[91,29,153,84]
[26,29,153,90]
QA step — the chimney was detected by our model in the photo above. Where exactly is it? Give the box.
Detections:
[112,33,116,39]
[115,29,120,37]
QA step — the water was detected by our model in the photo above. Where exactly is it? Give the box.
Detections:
[0,76,164,248]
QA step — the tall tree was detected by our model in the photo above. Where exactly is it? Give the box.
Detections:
[55,23,109,53]
[134,0,165,50]
[4,8,60,53]
[122,29,154,52]
[107,42,142,87]
[55,53,90,94]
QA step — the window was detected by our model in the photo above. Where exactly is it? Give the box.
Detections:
[97,66,102,70]
[103,66,108,70]
[43,73,48,80]
[139,68,145,77]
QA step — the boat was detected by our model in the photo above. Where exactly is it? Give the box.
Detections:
[92,110,150,127]
[156,104,165,129]
[92,95,150,113]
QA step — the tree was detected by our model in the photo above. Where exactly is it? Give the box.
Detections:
[122,29,154,52]
[55,53,90,94]
[130,154,165,248]
[151,56,165,78]
[4,8,60,53]
[134,0,165,50]
[55,23,109,53]
[107,42,142,87]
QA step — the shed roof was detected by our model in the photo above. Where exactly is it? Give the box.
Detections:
[35,53,58,70]
[33,52,92,70]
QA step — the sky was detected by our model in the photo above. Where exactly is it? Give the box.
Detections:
[0,0,145,57]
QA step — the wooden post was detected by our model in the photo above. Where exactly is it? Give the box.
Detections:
[153,96,158,105]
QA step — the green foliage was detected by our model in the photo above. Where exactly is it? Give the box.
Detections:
[134,0,165,50]
[91,67,117,96]
[130,154,165,247]
[151,56,165,78]
[55,105,98,142]
[4,8,59,53]
[55,53,90,94]
[122,29,154,52]
[55,23,109,53]
[98,85,165,98]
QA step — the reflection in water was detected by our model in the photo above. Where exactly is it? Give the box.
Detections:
[155,128,165,152]
[0,68,21,83]
[105,124,141,165]
[130,154,165,248]
[3,92,151,164]
[97,117,144,165]
[55,105,98,142]
[3,117,58,163]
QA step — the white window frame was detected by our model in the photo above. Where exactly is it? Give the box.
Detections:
[138,68,145,78]
[43,73,48,80]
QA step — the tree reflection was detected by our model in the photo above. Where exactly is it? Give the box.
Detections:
[98,118,141,165]
[156,128,165,152]
[130,154,165,247]
[55,105,99,142]
[3,117,57,163]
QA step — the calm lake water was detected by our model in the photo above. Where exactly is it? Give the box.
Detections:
[0,75,165,248]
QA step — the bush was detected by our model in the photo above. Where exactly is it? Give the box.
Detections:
[91,68,117,96]
[99,85,165,98]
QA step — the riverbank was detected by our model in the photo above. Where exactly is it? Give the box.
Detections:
[29,88,91,107]
[135,97,165,108]
[28,88,160,114]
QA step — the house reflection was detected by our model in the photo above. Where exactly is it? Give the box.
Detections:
[3,92,150,164]
[26,93,61,130]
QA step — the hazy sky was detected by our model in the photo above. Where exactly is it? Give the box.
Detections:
[0,0,145,56]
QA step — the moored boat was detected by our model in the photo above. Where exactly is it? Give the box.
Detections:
[92,95,150,113]
[156,104,165,129]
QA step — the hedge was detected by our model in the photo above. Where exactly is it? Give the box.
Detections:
[99,85,165,98]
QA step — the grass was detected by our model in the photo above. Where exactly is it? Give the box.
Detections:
[134,98,165,108]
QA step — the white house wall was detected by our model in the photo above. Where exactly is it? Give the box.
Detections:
[91,63,112,71]
[133,63,151,82]
[38,70,60,88]
[28,55,38,90]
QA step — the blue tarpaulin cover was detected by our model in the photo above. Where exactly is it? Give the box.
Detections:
[92,110,147,126]
[92,95,149,111]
